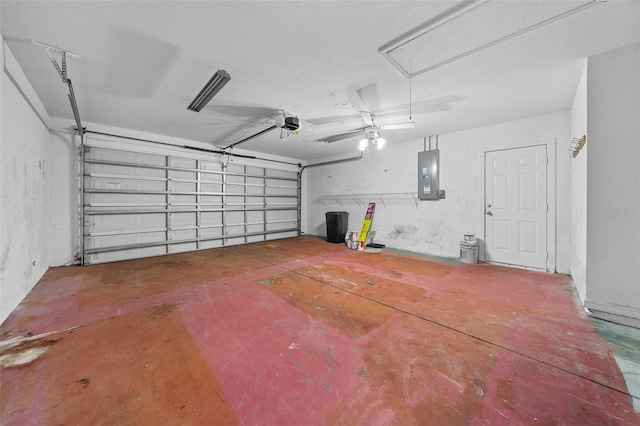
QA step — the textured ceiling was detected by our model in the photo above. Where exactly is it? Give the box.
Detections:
[1,1,639,162]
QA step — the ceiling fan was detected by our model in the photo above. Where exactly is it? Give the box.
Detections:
[319,111,415,151]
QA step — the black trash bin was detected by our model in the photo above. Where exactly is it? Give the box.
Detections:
[325,211,349,243]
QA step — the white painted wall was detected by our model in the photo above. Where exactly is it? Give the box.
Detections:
[1,40,52,324]
[305,111,571,273]
[585,42,640,326]
[570,61,588,303]
[49,127,81,266]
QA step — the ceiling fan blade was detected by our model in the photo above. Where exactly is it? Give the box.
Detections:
[319,128,365,143]
[360,111,374,127]
[305,113,362,126]
[379,122,415,130]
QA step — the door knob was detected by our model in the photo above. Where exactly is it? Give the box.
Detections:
[486,211,493,216]
[487,203,492,208]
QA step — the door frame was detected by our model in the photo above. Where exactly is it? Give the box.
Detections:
[483,142,557,272]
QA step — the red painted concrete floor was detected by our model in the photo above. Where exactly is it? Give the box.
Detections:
[1,236,638,425]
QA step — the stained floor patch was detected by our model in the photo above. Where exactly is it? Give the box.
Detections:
[231,237,347,265]
[77,249,271,310]
[296,262,513,343]
[347,252,454,279]
[1,304,237,425]
[0,337,59,368]
[326,314,499,424]
[255,271,396,340]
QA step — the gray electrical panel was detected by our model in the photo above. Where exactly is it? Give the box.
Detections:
[418,150,439,200]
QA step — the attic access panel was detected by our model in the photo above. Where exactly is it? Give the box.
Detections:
[379,0,601,78]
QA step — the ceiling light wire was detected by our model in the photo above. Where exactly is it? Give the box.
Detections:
[409,58,413,120]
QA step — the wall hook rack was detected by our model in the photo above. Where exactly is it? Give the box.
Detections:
[569,135,586,158]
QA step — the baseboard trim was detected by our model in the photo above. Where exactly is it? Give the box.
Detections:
[586,300,640,328]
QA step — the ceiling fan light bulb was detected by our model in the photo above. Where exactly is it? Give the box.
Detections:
[359,139,368,151]
[377,137,386,149]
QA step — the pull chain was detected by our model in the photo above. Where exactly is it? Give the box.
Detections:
[409,59,413,120]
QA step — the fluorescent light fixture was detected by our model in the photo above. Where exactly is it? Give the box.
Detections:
[187,69,231,112]
[379,0,604,78]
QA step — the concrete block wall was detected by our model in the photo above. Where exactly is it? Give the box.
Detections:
[570,61,588,303]
[48,126,81,266]
[1,40,52,324]
[305,111,571,273]
[585,42,640,326]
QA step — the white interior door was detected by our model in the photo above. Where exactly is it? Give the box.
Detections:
[485,145,547,269]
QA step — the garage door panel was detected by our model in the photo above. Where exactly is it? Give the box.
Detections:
[90,214,134,233]
[246,211,264,221]
[87,214,164,234]
[171,181,197,192]
[169,195,197,206]
[226,184,245,195]
[136,213,166,229]
[245,197,264,206]
[266,209,297,221]
[169,242,198,253]
[267,222,297,232]
[199,240,223,249]
[170,229,197,241]
[201,182,223,191]
[135,194,165,204]
[170,171,197,182]
[227,164,245,174]
[201,172,222,182]
[225,237,246,246]
[268,196,296,205]
[83,144,299,264]
[137,180,165,191]
[200,227,223,238]
[226,225,246,236]
[170,212,196,227]
[200,195,222,206]
[247,224,265,233]
[225,211,245,224]
[201,212,222,225]
[225,195,246,205]
[266,230,297,240]
[247,186,265,195]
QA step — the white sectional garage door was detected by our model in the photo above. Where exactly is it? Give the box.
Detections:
[82,137,300,265]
